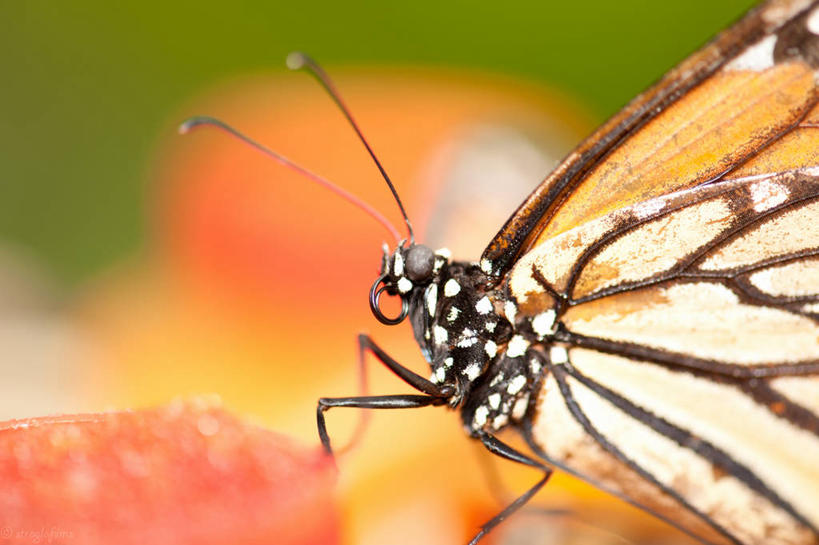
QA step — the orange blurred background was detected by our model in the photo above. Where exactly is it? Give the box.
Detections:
[1,69,700,543]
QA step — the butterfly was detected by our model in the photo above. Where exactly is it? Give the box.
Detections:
[183,0,819,543]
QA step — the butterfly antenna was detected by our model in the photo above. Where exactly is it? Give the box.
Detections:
[179,116,401,243]
[287,51,415,244]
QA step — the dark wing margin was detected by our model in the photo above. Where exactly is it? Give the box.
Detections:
[481,0,817,279]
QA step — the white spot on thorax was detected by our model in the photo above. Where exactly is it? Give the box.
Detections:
[474,405,489,427]
[530,357,542,375]
[492,414,508,429]
[808,7,819,34]
[393,252,404,276]
[397,277,412,294]
[485,321,497,333]
[725,34,777,71]
[506,335,529,358]
[435,247,452,259]
[475,296,492,315]
[447,306,460,322]
[531,310,556,338]
[490,372,504,387]
[507,374,527,395]
[457,336,478,348]
[487,393,501,410]
[434,325,448,345]
[550,345,569,365]
[463,363,482,381]
[484,340,497,358]
[426,284,437,317]
[434,367,446,383]
[749,179,789,212]
[512,394,530,419]
[480,258,493,275]
[444,278,461,297]
[504,301,517,323]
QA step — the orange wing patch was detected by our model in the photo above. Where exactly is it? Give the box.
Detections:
[535,62,817,246]
[729,101,819,177]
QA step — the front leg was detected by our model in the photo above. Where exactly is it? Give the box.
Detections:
[317,394,446,454]
[317,335,452,455]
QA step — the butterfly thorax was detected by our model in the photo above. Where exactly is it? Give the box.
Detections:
[378,243,550,437]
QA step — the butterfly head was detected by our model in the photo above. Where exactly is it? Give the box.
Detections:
[370,242,446,326]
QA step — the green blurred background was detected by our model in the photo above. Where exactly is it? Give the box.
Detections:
[2,1,757,287]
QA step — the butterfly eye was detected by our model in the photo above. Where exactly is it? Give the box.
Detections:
[405,245,435,282]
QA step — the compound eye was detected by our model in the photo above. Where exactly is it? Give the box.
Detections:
[405,245,435,282]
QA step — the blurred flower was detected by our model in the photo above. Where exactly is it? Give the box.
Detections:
[2,67,699,544]
[0,400,338,545]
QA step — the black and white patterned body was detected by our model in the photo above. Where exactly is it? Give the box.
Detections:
[382,244,550,437]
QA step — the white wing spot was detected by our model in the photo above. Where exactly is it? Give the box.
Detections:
[473,406,489,427]
[507,374,527,395]
[550,345,569,365]
[480,258,493,275]
[426,284,438,317]
[490,372,505,387]
[447,306,460,322]
[531,310,556,338]
[802,302,819,314]
[504,301,517,323]
[463,363,482,381]
[749,179,788,212]
[397,277,413,294]
[433,325,448,345]
[808,7,819,34]
[484,340,497,358]
[725,34,777,71]
[475,296,493,315]
[488,393,501,410]
[444,278,461,297]
[506,335,529,358]
[444,357,454,368]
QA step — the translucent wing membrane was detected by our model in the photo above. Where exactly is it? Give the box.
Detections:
[511,170,819,544]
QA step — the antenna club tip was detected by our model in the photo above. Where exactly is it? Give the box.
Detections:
[286,51,307,70]
[178,116,207,134]
[178,116,223,135]
[178,121,194,135]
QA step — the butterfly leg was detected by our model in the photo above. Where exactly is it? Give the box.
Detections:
[317,335,453,455]
[317,394,447,454]
[336,334,450,454]
[468,432,553,545]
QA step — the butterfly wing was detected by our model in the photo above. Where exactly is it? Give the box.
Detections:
[482,0,819,279]
[509,170,819,545]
